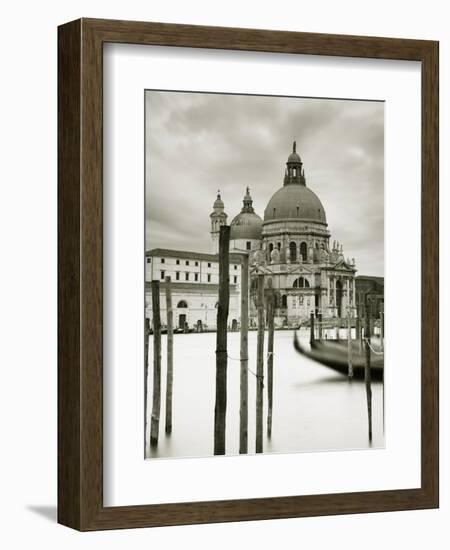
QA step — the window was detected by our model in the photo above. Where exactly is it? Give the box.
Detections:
[277,242,281,250]
[177,300,188,308]
[234,265,237,270]
[207,274,211,282]
[293,277,310,288]
[195,273,199,282]
[160,271,165,280]
[289,241,297,262]
[185,272,189,281]
[269,243,274,253]
[233,276,237,284]
[281,295,287,308]
[300,242,307,261]
[186,260,189,266]
[176,259,180,265]
[176,272,180,281]
[161,258,165,264]
[246,241,251,250]
[146,257,151,264]
[208,262,211,268]
[195,261,199,267]
[274,293,280,308]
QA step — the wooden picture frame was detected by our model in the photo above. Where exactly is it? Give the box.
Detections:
[58,18,439,531]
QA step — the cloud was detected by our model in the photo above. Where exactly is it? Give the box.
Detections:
[145,91,384,276]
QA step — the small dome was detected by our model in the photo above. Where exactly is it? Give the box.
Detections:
[264,185,327,224]
[287,151,302,164]
[230,211,263,240]
[213,193,224,209]
[287,140,302,164]
[230,186,263,240]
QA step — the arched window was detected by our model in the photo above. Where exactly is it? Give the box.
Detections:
[300,242,307,261]
[289,242,297,261]
[177,300,188,308]
[268,243,274,254]
[293,277,310,288]
[281,295,287,308]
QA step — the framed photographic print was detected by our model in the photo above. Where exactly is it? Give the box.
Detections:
[58,18,439,530]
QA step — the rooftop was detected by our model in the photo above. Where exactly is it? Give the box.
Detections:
[146,248,244,263]
[145,281,238,292]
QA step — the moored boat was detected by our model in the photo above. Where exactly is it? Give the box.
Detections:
[293,332,384,381]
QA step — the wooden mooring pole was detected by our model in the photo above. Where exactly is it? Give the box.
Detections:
[318,311,323,340]
[347,309,353,378]
[355,307,361,353]
[144,316,150,447]
[380,308,384,352]
[309,311,315,345]
[239,253,249,454]
[150,281,162,446]
[364,302,373,442]
[165,276,174,435]
[267,279,274,438]
[255,273,265,453]
[214,225,230,455]
[359,305,364,352]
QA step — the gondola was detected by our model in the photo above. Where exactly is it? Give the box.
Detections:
[293,332,384,381]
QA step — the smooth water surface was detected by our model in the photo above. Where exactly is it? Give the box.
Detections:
[146,329,384,459]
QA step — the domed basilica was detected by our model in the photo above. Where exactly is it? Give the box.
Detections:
[210,142,357,325]
[146,142,358,332]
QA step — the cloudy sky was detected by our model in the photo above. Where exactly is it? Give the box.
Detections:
[145,91,384,276]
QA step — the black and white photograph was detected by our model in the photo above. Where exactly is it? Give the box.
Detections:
[144,90,384,459]
[2,0,443,543]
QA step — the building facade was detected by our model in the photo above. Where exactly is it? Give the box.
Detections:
[145,249,242,331]
[146,142,377,330]
[247,142,357,326]
[355,275,384,319]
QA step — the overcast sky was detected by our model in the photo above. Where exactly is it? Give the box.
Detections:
[145,91,384,277]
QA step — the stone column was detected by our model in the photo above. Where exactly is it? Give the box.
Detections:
[346,277,350,314]
[352,278,356,313]
[334,277,337,316]
[327,275,330,314]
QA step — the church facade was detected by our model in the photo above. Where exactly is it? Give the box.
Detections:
[146,142,357,329]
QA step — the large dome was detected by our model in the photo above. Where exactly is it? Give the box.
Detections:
[230,211,263,240]
[264,185,327,224]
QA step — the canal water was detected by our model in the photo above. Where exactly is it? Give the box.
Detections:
[146,329,384,459]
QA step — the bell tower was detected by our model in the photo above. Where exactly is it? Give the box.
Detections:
[210,190,227,253]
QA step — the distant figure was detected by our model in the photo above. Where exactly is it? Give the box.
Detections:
[270,247,280,264]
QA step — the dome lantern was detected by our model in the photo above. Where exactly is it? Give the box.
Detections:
[284,141,306,186]
[263,144,326,225]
